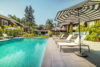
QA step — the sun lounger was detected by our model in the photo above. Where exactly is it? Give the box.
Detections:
[55,34,73,42]
[3,34,13,39]
[57,35,90,52]
[53,34,65,40]
[53,34,62,39]
[0,37,4,40]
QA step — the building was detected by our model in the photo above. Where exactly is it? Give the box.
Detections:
[59,22,79,33]
[0,14,28,32]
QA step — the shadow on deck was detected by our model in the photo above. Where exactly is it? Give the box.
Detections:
[41,38,96,67]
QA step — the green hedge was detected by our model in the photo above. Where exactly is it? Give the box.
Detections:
[4,25,24,37]
[0,27,3,36]
[75,21,100,42]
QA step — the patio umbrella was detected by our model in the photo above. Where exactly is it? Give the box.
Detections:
[55,0,100,56]
[52,27,61,31]
[5,27,18,30]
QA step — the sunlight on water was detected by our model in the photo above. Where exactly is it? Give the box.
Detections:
[0,38,48,67]
[0,50,24,67]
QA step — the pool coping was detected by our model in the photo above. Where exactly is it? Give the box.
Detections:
[0,37,48,42]
[0,37,25,42]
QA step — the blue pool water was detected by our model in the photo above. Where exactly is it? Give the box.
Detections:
[0,38,48,67]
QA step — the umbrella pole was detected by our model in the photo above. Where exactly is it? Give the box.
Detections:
[74,8,82,56]
[75,8,88,57]
[78,10,82,53]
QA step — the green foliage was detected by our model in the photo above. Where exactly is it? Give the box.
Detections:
[4,25,24,37]
[53,32,60,36]
[69,24,73,34]
[46,19,54,30]
[0,27,3,36]
[22,33,49,38]
[75,20,100,42]
[89,22,100,34]
[34,35,49,38]
[85,32,98,41]
[25,6,34,22]
[25,6,35,27]
[75,24,89,32]
[8,14,36,33]
[85,20,100,41]
[23,33,34,37]
[48,30,53,37]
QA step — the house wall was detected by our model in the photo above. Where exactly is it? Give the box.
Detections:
[85,19,100,27]
[60,23,79,33]
[60,24,69,32]
[0,17,15,29]
[86,21,95,27]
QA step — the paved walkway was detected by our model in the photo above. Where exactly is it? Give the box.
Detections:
[41,38,96,67]
[83,40,100,67]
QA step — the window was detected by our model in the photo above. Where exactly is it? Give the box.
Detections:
[1,19,8,26]
[87,21,94,27]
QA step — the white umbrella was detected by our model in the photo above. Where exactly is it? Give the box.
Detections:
[5,27,18,30]
[52,27,60,31]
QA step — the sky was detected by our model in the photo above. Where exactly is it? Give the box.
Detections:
[0,0,84,25]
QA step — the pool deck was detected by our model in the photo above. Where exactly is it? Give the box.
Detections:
[41,38,96,67]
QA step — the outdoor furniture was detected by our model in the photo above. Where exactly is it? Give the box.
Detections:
[57,35,90,52]
[55,34,73,42]
[53,34,65,40]
[53,34,62,39]
[0,37,4,40]
[3,34,13,39]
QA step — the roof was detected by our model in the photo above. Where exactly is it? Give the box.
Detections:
[0,14,17,25]
[0,14,24,27]
[55,0,100,23]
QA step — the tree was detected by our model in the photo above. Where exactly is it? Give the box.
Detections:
[46,19,54,30]
[8,14,17,20]
[24,5,35,27]
[38,25,45,30]
[25,6,29,22]
[29,6,34,22]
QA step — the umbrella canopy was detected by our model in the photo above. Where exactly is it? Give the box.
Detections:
[55,0,100,54]
[56,0,100,22]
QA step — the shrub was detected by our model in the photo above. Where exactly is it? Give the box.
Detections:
[23,33,34,37]
[34,35,49,38]
[75,20,100,42]
[75,24,89,32]
[53,32,60,36]
[0,27,3,36]
[48,30,53,37]
[85,32,98,41]
[69,24,73,34]
[4,25,24,37]
[18,28,24,35]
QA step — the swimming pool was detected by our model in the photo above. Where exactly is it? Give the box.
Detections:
[0,38,48,67]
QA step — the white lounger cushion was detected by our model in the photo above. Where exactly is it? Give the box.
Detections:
[3,34,8,37]
[58,42,78,46]
[60,34,64,38]
[66,35,72,41]
[57,35,86,46]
